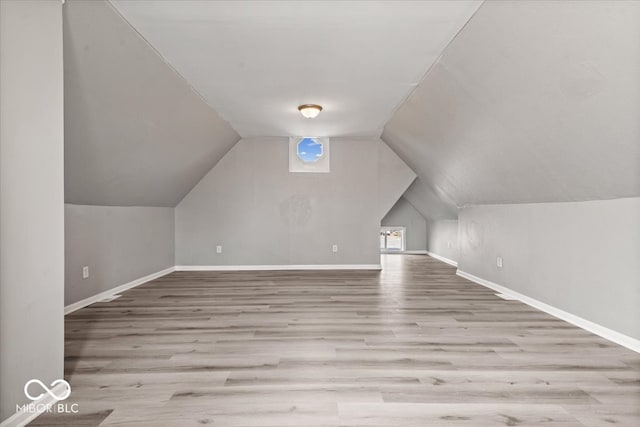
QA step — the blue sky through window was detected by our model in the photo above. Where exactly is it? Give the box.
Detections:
[297,137,323,163]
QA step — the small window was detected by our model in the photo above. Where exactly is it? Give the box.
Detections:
[289,137,330,173]
[297,137,323,163]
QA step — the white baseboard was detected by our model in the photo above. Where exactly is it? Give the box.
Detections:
[175,264,382,271]
[381,250,428,255]
[456,270,640,354]
[65,264,380,314]
[64,267,175,315]
[426,251,458,267]
[0,382,67,427]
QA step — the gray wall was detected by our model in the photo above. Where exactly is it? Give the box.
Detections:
[458,198,640,340]
[65,205,175,305]
[383,0,640,220]
[176,137,414,266]
[382,197,427,252]
[63,0,239,207]
[0,0,64,421]
[427,220,460,263]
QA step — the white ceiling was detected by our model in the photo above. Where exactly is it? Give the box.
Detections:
[110,0,481,138]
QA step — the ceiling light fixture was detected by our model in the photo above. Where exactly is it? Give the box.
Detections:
[298,104,323,119]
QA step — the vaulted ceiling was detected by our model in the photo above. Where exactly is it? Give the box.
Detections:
[65,0,639,218]
[383,0,640,219]
[64,0,239,206]
[110,0,481,138]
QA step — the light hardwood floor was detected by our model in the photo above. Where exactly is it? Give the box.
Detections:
[32,255,639,426]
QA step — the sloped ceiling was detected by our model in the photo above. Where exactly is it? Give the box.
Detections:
[377,142,416,220]
[64,0,240,207]
[109,0,481,138]
[383,0,640,220]
[402,178,457,221]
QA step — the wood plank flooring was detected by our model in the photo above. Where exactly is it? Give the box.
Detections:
[32,255,640,426]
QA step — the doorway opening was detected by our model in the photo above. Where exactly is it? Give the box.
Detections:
[380,226,405,252]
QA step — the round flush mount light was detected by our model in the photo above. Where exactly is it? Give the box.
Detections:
[298,104,323,119]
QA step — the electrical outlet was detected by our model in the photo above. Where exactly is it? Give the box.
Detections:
[82,266,89,279]
[332,244,338,253]
[216,245,223,254]
[496,256,503,268]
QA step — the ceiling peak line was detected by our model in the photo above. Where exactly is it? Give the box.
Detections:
[105,0,240,136]
[380,1,486,134]
[110,0,483,138]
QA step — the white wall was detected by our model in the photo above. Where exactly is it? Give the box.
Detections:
[458,198,640,341]
[382,197,427,252]
[0,0,64,421]
[65,205,175,305]
[427,220,460,263]
[176,137,414,266]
